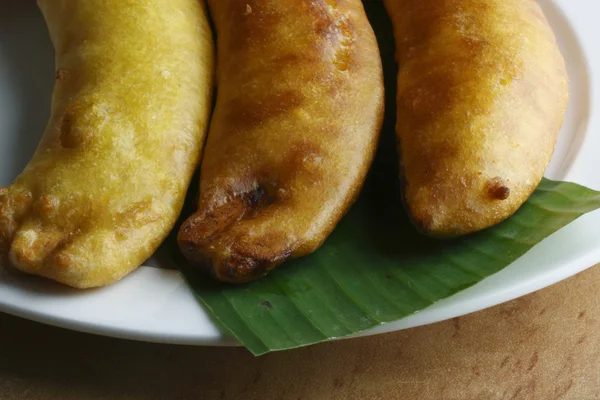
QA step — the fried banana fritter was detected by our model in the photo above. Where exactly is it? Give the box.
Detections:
[0,0,214,288]
[178,0,384,283]
[384,0,569,236]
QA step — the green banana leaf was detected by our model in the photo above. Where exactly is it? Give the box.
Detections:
[172,2,600,355]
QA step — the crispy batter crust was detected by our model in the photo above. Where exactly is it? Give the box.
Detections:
[178,0,384,283]
[384,0,569,236]
[0,0,214,288]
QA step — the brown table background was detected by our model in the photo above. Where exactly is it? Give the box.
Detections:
[2,264,600,399]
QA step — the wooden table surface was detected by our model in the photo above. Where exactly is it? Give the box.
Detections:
[2,264,600,400]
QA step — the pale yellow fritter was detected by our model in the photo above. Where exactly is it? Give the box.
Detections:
[0,0,214,288]
[384,0,569,236]
[178,0,384,283]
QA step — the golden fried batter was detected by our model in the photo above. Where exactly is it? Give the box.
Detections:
[384,0,569,236]
[0,0,214,288]
[178,0,384,283]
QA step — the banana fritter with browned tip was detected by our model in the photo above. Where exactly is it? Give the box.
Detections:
[178,0,384,283]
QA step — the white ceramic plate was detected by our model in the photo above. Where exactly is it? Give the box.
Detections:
[1,0,599,346]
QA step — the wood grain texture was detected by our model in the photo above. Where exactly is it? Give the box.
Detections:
[2,264,600,399]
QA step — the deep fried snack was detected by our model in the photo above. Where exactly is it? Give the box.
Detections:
[0,0,214,288]
[384,0,569,236]
[178,0,384,283]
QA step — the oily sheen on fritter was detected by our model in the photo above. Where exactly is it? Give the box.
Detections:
[178,0,384,283]
[384,0,569,236]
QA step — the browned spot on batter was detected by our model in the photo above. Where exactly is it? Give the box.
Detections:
[412,210,434,234]
[179,182,296,283]
[0,215,15,234]
[311,2,337,37]
[177,239,213,277]
[226,1,282,54]
[114,228,127,242]
[55,68,70,81]
[12,189,33,212]
[401,73,456,126]
[45,229,84,266]
[235,231,292,262]
[220,236,292,282]
[179,195,252,255]
[463,36,489,52]
[308,1,356,72]
[255,141,325,191]
[405,140,461,190]
[290,141,324,171]
[223,254,274,281]
[272,53,320,70]
[487,177,510,200]
[332,19,355,72]
[0,188,32,223]
[10,228,64,270]
[59,106,93,149]
[243,184,281,219]
[37,195,60,220]
[227,90,304,129]
[333,50,351,71]
[392,3,445,63]
[1,189,30,259]
[0,194,17,260]
[52,250,76,271]
[117,200,163,230]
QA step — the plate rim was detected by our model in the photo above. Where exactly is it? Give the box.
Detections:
[1,0,599,346]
